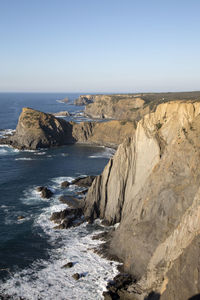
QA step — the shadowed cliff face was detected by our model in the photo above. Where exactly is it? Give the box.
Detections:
[84,101,200,299]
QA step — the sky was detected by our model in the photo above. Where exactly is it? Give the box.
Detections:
[0,0,200,93]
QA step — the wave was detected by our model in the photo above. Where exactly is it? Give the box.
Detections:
[0,145,20,156]
[15,158,36,161]
[34,152,46,156]
[0,128,15,138]
[0,175,119,299]
[89,147,115,159]
[0,217,118,300]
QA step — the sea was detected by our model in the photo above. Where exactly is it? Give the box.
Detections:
[0,93,118,300]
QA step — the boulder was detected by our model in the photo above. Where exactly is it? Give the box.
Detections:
[61,181,70,188]
[59,195,84,209]
[62,262,74,269]
[17,216,25,220]
[41,187,53,199]
[71,176,96,187]
[72,273,80,280]
[50,207,83,229]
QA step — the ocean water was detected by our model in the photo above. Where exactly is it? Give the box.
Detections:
[0,93,118,299]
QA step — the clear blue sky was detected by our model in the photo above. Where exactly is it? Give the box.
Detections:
[0,0,200,93]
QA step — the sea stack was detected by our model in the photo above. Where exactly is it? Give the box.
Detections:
[3,107,75,149]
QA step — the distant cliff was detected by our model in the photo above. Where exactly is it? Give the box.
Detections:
[84,101,200,299]
[76,91,200,121]
[0,107,135,150]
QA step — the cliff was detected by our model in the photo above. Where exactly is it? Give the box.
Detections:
[74,95,94,105]
[0,107,135,150]
[72,120,136,148]
[85,94,146,120]
[80,91,200,121]
[84,101,200,299]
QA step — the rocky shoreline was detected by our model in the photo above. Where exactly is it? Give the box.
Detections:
[2,95,200,299]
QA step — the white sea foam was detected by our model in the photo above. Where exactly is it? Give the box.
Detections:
[0,214,118,300]
[50,176,74,190]
[0,177,119,299]
[20,187,43,205]
[0,128,15,138]
[15,158,36,161]
[89,147,115,159]
[34,152,46,156]
[0,145,19,155]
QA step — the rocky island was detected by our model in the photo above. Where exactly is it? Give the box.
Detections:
[2,92,200,300]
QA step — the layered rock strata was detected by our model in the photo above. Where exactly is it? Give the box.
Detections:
[84,101,200,299]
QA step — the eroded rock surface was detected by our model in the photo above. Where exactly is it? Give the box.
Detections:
[84,101,200,299]
[2,108,75,149]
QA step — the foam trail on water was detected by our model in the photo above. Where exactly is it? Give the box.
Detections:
[0,177,119,299]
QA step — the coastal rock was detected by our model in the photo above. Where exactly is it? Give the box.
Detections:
[83,91,200,121]
[41,187,53,199]
[61,181,70,188]
[37,186,53,199]
[85,94,145,120]
[62,262,74,269]
[74,95,94,106]
[59,195,84,208]
[17,215,25,220]
[72,120,136,148]
[71,176,96,187]
[84,101,200,299]
[52,111,71,117]
[50,207,83,229]
[0,107,136,150]
[72,273,80,280]
[4,108,75,150]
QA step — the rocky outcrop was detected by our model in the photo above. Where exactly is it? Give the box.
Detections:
[74,95,94,105]
[72,120,136,148]
[84,101,200,299]
[1,108,75,150]
[85,94,146,120]
[0,108,136,150]
[52,111,71,117]
[81,91,200,121]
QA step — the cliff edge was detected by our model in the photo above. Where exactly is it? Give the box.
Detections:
[84,101,200,299]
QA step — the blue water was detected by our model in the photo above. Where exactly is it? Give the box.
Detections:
[0,93,117,300]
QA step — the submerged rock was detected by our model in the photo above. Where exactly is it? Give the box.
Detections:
[71,176,96,188]
[62,262,74,269]
[61,181,70,188]
[50,207,83,229]
[72,273,80,280]
[37,186,53,199]
[17,215,25,220]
